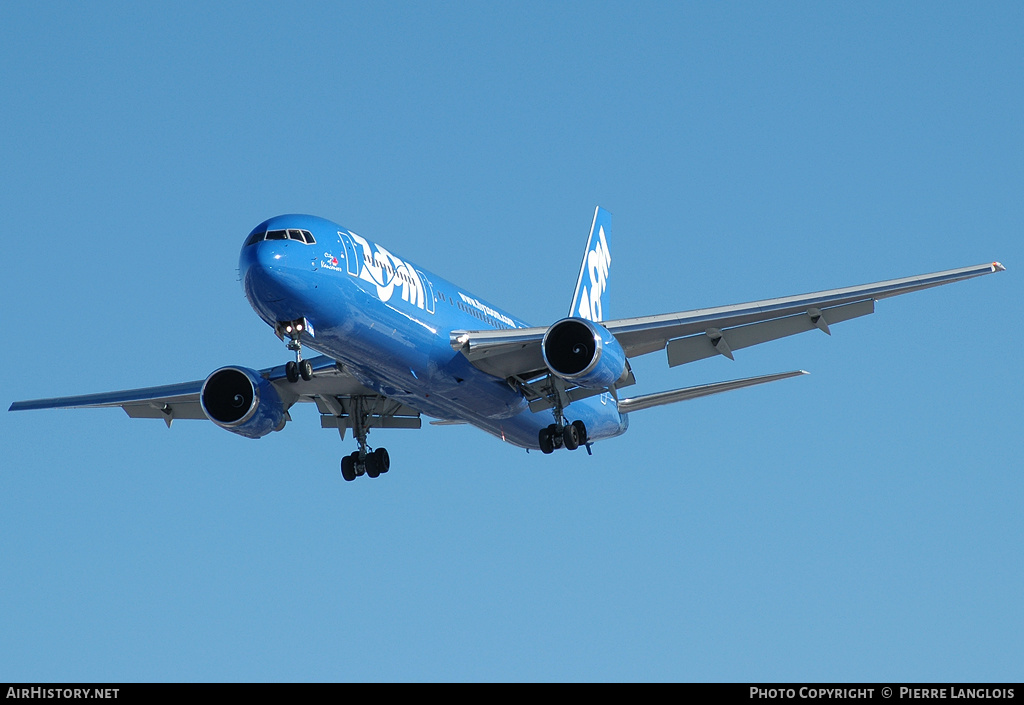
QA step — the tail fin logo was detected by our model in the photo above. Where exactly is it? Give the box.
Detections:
[570,207,612,322]
[578,226,611,321]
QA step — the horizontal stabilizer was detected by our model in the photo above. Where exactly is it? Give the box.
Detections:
[617,370,808,414]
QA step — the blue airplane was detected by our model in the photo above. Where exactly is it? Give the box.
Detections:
[10,208,1005,481]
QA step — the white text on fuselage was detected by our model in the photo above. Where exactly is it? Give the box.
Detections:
[328,231,434,314]
[458,292,516,328]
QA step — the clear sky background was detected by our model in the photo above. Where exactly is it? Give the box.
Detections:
[1,2,1020,683]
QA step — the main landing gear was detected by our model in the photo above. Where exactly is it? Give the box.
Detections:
[532,377,590,454]
[340,447,390,482]
[338,396,391,482]
[277,318,313,383]
[538,419,588,454]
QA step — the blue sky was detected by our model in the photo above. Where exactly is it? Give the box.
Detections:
[1,1,1020,682]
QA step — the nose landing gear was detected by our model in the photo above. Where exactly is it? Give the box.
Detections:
[276,318,314,383]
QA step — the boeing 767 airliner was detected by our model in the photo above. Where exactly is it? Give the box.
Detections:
[10,208,1005,481]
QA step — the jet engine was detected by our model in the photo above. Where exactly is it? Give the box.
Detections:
[541,318,627,389]
[200,366,287,439]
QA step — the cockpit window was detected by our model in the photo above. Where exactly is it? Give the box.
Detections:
[244,228,316,246]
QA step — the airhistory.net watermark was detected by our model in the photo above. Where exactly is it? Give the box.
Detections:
[6,689,118,699]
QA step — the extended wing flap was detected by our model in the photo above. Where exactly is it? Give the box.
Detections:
[315,394,423,439]
[666,299,874,366]
[321,415,422,430]
[121,402,207,420]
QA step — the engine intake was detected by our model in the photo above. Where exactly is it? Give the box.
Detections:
[200,366,287,439]
[541,318,627,389]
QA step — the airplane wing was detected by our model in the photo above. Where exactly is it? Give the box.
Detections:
[9,378,210,421]
[617,370,809,413]
[451,262,1005,380]
[7,355,415,434]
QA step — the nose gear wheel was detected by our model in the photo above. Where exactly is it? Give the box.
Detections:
[277,318,313,383]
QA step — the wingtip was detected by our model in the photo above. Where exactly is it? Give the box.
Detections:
[992,261,1006,272]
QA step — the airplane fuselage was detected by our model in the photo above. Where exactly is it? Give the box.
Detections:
[239,214,629,450]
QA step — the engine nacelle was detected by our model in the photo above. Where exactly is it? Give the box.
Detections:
[541,318,627,389]
[200,366,287,439]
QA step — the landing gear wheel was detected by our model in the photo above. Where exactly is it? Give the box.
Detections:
[365,453,381,478]
[373,447,390,474]
[562,422,580,451]
[341,454,356,482]
[286,360,299,383]
[572,420,588,446]
[299,359,313,381]
[539,427,555,454]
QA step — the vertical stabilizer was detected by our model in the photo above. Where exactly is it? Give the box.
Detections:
[568,207,612,322]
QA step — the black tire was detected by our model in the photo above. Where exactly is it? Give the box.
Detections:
[285,360,299,383]
[374,447,390,474]
[572,420,588,446]
[562,423,579,451]
[365,453,380,478]
[341,455,356,481]
[299,359,313,381]
[539,427,555,454]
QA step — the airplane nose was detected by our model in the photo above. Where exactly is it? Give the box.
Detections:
[240,241,294,307]
[254,240,288,272]
[239,219,325,322]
